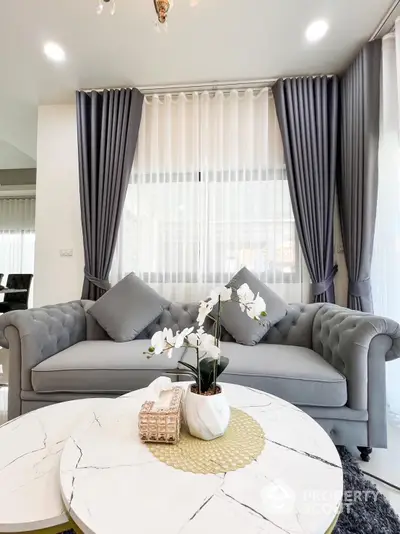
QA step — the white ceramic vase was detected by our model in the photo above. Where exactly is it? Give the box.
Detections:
[184,384,231,441]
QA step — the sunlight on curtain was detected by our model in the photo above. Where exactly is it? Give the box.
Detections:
[372,24,400,417]
[113,89,305,302]
[0,198,35,305]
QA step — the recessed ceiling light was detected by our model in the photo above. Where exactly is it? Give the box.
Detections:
[43,42,66,62]
[305,20,329,43]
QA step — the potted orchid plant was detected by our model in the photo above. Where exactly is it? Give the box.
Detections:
[146,283,266,441]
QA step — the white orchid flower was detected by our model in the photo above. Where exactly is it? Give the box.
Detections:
[198,332,221,360]
[150,328,175,357]
[187,328,220,358]
[208,286,232,305]
[187,326,204,347]
[237,283,255,312]
[174,327,194,348]
[246,293,267,320]
[205,344,221,360]
[165,328,176,358]
[220,286,233,302]
[197,300,214,326]
[236,284,266,321]
[253,293,267,317]
[150,330,166,355]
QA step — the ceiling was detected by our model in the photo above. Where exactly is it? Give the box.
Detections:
[0,0,396,169]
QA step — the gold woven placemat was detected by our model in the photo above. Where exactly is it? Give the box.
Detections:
[146,408,265,474]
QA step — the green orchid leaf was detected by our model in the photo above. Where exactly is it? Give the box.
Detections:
[164,369,198,382]
[178,361,198,375]
[198,355,230,392]
[218,355,229,374]
[199,358,216,392]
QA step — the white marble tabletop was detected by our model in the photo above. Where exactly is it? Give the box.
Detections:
[0,398,115,533]
[60,383,343,534]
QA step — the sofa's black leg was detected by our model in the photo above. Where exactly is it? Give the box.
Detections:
[358,446,373,462]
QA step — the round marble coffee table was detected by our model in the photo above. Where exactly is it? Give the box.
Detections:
[0,398,114,533]
[60,383,343,534]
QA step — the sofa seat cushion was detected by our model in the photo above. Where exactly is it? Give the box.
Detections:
[180,342,347,408]
[31,340,184,394]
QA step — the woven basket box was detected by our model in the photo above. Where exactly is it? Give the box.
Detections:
[138,387,183,444]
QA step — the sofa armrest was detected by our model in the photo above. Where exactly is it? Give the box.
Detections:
[312,304,400,411]
[0,301,87,395]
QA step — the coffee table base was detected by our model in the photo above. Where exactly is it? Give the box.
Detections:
[326,511,340,534]
[9,519,82,534]
[10,513,340,534]
[9,525,72,534]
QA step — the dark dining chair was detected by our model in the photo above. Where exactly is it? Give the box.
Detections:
[0,274,3,287]
[0,274,33,313]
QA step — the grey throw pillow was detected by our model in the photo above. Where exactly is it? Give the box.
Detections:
[219,267,288,346]
[88,273,167,342]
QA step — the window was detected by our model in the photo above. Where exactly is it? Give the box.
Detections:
[0,198,35,304]
[371,29,400,417]
[113,89,304,302]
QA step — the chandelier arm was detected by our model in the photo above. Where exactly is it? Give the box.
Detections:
[97,0,174,23]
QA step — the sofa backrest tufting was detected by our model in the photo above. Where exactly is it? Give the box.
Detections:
[0,301,87,391]
[22,302,87,360]
[137,301,324,348]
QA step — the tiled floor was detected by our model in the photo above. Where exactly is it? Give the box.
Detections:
[0,387,7,425]
[0,385,398,518]
[351,416,400,517]
[0,348,8,388]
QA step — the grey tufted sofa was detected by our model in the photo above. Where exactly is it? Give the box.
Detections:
[1,300,400,452]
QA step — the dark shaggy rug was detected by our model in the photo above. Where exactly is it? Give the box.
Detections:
[333,448,400,534]
[62,448,400,534]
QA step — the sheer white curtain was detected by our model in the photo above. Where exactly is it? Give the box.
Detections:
[372,23,400,418]
[0,198,35,300]
[113,89,304,302]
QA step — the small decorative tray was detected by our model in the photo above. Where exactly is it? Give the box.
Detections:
[138,387,183,444]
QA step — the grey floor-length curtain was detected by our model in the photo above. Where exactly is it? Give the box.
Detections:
[273,76,339,303]
[338,41,381,312]
[76,88,144,300]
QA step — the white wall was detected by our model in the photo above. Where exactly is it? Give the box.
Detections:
[34,105,84,306]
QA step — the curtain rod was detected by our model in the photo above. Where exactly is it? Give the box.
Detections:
[370,0,400,40]
[82,74,335,96]
[81,78,276,95]
[138,78,276,94]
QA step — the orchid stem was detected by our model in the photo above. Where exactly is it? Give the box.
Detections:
[196,346,201,394]
[213,296,221,394]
